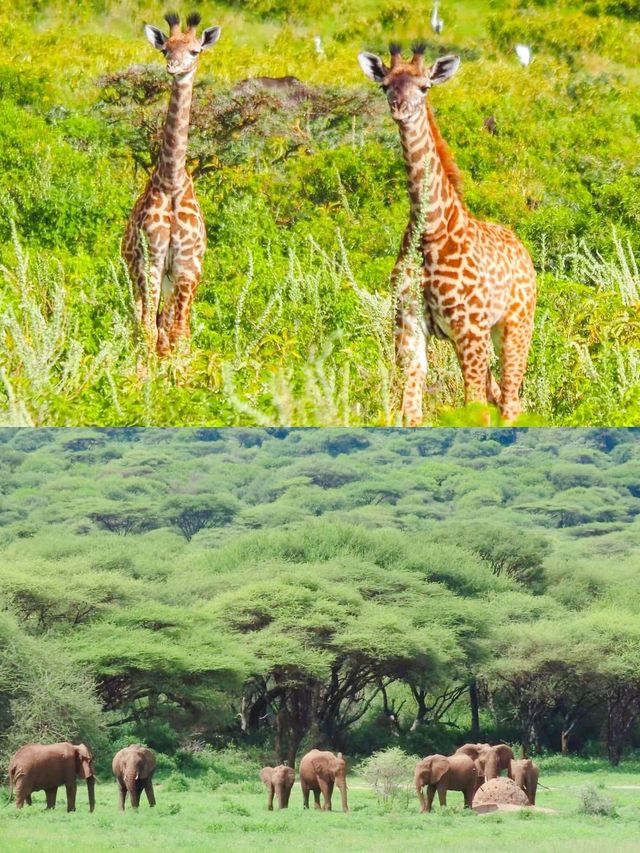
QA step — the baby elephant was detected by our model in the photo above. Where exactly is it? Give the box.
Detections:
[112,745,156,811]
[260,762,295,810]
[510,758,539,805]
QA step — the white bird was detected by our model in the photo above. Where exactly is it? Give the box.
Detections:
[515,44,532,67]
[431,2,444,35]
[313,35,325,58]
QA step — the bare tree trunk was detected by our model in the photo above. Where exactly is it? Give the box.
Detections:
[469,681,480,739]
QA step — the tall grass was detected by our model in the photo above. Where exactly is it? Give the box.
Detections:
[0,225,637,426]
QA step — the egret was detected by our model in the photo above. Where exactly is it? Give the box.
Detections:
[515,44,532,67]
[431,1,444,35]
[314,35,325,58]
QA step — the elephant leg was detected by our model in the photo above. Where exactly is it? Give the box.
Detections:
[118,782,127,811]
[26,795,32,806]
[45,788,58,810]
[267,783,274,811]
[464,785,474,808]
[313,789,322,810]
[437,783,447,808]
[318,779,332,811]
[65,782,77,812]
[301,781,310,809]
[145,779,156,807]
[426,784,436,813]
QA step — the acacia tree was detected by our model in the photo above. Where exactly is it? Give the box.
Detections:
[163,494,239,542]
[0,611,104,764]
[212,564,466,764]
[482,618,601,754]
[87,504,158,536]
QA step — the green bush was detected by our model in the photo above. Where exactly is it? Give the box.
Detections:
[359,747,418,804]
[578,782,618,816]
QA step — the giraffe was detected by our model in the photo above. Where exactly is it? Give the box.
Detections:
[358,45,537,425]
[122,12,221,356]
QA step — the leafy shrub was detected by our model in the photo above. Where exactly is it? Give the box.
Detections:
[359,747,418,804]
[577,782,617,816]
[164,772,190,792]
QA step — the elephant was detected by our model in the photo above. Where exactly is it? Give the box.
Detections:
[8,742,96,812]
[510,758,539,805]
[455,742,514,785]
[414,753,477,813]
[260,762,295,810]
[112,745,156,811]
[299,749,348,812]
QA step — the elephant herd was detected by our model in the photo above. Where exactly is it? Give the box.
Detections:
[414,743,539,812]
[260,743,539,814]
[7,740,538,816]
[7,742,156,812]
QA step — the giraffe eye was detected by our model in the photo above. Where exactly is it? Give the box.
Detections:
[190,49,200,56]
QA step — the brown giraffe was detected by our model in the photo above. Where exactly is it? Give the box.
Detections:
[358,45,536,425]
[122,12,221,356]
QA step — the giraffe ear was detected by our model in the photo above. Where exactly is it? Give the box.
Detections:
[358,52,388,83]
[201,26,221,50]
[428,54,460,86]
[144,24,166,51]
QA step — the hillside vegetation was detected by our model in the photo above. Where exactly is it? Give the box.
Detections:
[1,427,640,775]
[0,1,639,425]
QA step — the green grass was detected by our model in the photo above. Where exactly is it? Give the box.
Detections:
[3,766,640,852]
[0,0,639,425]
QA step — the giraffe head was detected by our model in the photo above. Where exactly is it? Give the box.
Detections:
[358,44,460,123]
[144,11,221,81]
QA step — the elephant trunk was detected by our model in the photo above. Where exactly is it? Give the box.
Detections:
[86,776,96,813]
[126,775,140,808]
[337,777,348,813]
[416,778,427,813]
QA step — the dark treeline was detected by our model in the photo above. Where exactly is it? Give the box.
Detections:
[1,428,639,771]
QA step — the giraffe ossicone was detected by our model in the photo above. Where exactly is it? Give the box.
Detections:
[358,44,537,426]
[122,11,221,357]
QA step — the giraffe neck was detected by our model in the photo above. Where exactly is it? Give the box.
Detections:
[155,73,195,191]
[397,105,467,244]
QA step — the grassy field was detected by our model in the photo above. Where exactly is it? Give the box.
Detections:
[0,0,638,426]
[3,763,640,852]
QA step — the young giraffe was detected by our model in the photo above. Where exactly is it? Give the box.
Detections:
[358,45,536,425]
[122,12,221,356]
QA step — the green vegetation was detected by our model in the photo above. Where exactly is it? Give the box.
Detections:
[0,1,639,425]
[1,427,640,775]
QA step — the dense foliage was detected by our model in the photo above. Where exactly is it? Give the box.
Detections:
[0,427,639,773]
[0,0,638,426]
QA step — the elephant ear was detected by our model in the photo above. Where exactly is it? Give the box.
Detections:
[311,757,331,781]
[430,755,449,784]
[75,745,94,779]
[260,767,273,785]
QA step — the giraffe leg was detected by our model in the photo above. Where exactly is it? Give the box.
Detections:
[453,329,491,422]
[498,314,534,423]
[488,326,503,406]
[393,263,428,427]
[168,274,201,346]
[487,371,502,406]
